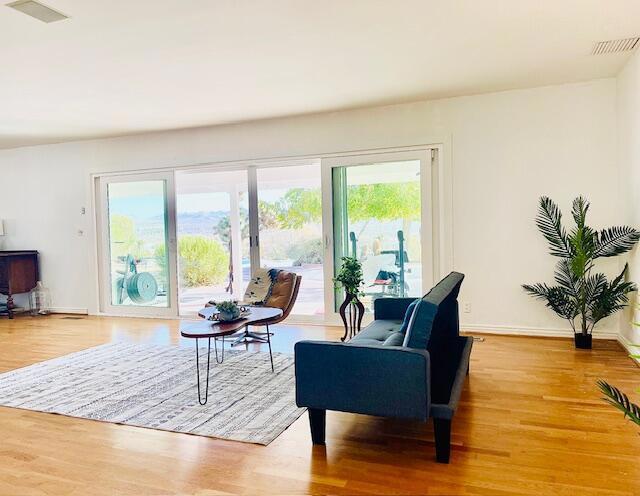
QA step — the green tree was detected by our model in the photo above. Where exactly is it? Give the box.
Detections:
[261,183,420,229]
[155,236,228,287]
[259,200,283,229]
[271,189,322,229]
[109,214,145,259]
[347,183,420,223]
[214,211,250,245]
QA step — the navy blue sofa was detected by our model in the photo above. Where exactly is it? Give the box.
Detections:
[294,272,472,463]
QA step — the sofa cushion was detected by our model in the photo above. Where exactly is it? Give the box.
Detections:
[399,299,420,334]
[402,300,438,349]
[350,320,401,344]
[347,338,387,347]
[265,271,296,310]
[382,331,405,346]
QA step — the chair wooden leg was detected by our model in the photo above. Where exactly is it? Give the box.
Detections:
[308,408,326,445]
[433,418,451,463]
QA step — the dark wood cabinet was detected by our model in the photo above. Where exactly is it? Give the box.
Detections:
[0,251,39,319]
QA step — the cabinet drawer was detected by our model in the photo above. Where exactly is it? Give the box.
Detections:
[0,259,7,293]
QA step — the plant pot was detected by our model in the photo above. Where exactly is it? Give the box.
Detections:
[219,309,240,321]
[574,333,592,350]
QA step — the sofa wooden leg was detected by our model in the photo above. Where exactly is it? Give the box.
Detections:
[433,418,451,463]
[308,408,326,445]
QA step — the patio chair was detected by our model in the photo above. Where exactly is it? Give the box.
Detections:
[231,270,302,346]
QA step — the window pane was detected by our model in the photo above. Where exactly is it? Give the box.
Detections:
[107,180,169,307]
[175,170,249,314]
[333,160,423,312]
[257,164,324,316]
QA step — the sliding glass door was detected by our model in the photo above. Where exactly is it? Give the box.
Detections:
[322,150,433,316]
[175,169,249,315]
[95,149,437,321]
[255,163,324,317]
[98,172,178,317]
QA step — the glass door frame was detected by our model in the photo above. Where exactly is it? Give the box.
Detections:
[174,167,251,315]
[320,149,436,326]
[250,160,325,323]
[96,171,179,317]
[93,147,443,323]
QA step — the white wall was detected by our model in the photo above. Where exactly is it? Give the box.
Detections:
[0,79,622,336]
[618,49,640,344]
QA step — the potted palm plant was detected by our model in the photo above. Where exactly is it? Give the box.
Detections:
[523,196,639,349]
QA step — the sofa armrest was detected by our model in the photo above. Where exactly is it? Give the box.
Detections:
[295,341,431,420]
[429,336,473,420]
[373,297,417,321]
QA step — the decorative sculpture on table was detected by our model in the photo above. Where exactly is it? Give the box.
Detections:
[334,256,365,341]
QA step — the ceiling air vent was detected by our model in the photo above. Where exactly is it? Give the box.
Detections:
[6,0,68,23]
[592,37,639,55]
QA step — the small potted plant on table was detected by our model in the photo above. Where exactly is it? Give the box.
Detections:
[212,300,241,322]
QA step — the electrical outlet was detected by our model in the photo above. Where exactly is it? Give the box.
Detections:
[463,302,471,313]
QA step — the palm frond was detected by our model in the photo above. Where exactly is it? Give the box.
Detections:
[568,224,596,278]
[522,283,578,322]
[583,271,607,306]
[597,380,640,427]
[571,196,590,229]
[535,196,572,258]
[553,259,579,298]
[593,226,640,258]
[589,264,636,326]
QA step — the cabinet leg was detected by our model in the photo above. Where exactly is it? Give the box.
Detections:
[7,294,14,319]
[308,408,326,445]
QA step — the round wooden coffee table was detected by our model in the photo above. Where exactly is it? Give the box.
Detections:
[180,306,282,405]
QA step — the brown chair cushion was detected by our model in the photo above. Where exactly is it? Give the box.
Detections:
[265,271,296,310]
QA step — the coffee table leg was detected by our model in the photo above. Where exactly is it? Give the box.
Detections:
[214,336,225,364]
[266,324,274,372]
[195,337,211,405]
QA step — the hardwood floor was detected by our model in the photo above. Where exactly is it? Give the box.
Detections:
[0,314,639,495]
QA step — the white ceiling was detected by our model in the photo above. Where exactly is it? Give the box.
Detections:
[1,0,639,149]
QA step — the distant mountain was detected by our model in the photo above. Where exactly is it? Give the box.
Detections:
[139,211,228,238]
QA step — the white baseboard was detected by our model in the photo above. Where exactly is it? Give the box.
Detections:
[51,307,89,315]
[462,323,618,340]
[63,311,627,343]
[617,335,640,365]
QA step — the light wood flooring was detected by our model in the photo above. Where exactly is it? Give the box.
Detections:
[0,314,639,495]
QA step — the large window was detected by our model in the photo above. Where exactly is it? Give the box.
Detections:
[96,148,438,322]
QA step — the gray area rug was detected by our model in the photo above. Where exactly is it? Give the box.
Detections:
[0,342,305,445]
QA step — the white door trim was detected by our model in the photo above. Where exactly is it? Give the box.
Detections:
[96,171,179,317]
[320,147,442,325]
